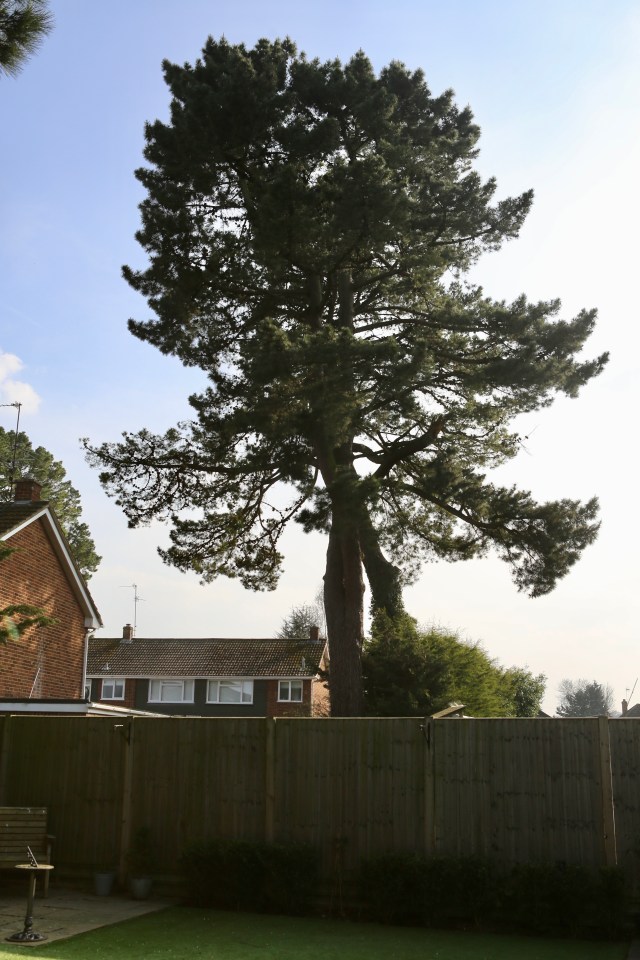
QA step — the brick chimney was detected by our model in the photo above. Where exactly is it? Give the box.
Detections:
[14,478,42,502]
[622,699,628,716]
[122,624,134,643]
[309,625,320,642]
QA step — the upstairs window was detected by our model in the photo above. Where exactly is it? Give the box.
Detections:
[148,679,195,703]
[102,678,125,700]
[207,679,254,704]
[278,680,303,702]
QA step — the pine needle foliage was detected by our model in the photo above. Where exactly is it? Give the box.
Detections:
[0,428,101,579]
[0,0,52,78]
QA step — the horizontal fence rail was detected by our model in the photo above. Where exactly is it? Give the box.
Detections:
[0,715,637,889]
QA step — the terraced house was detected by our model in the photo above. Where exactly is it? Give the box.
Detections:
[86,626,330,717]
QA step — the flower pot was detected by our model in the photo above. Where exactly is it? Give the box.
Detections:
[129,876,152,900]
[94,871,116,896]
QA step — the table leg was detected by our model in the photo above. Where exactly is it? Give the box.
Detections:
[6,869,48,943]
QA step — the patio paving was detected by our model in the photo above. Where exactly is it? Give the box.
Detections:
[0,885,175,945]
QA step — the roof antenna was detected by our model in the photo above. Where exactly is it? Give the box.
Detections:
[0,402,22,489]
[119,583,145,635]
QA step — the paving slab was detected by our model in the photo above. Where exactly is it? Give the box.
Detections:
[0,886,174,945]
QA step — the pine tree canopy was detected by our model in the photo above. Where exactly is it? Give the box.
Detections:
[85,38,608,715]
[0,428,101,579]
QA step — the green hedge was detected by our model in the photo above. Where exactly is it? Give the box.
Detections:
[359,854,630,939]
[182,839,318,914]
[182,839,630,939]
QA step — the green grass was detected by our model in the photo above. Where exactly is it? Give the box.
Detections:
[0,908,630,960]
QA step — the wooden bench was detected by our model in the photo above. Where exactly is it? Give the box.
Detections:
[0,807,54,896]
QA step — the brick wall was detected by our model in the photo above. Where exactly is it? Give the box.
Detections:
[0,519,87,698]
[265,678,313,717]
[94,676,138,710]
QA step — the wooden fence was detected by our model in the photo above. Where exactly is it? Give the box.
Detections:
[1,715,639,888]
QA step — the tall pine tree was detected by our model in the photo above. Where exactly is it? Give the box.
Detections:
[86,39,607,715]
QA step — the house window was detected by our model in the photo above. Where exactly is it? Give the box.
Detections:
[207,680,254,704]
[102,678,125,700]
[278,680,303,702]
[148,679,195,703]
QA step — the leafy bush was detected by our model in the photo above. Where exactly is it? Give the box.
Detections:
[359,853,630,938]
[359,853,499,927]
[182,839,318,914]
[359,853,428,925]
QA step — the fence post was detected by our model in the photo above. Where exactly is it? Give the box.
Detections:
[118,717,135,885]
[423,718,436,856]
[265,718,276,842]
[0,716,10,804]
[597,715,617,867]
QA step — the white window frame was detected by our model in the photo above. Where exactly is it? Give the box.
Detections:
[148,679,195,703]
[101,678,125,700]
[207,679,254,704]
[278,679,303,703]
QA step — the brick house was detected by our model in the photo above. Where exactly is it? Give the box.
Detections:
[87,626,330,717]
[0,479,102,700]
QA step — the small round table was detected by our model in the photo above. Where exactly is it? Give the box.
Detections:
[6,863,54,943]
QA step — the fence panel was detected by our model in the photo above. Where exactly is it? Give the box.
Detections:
[609,720,640,886]
[272,718,427,875]
[1,716,124,869]
[128,718,267,870]
[432,718,605,867]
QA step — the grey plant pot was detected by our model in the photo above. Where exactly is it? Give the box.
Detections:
[129,876,152,900]
[94,871,116,896]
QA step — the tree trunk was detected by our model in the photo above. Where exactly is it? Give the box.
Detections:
[358,515,405,620]
[320,267,368,716]
[323,518,365,717]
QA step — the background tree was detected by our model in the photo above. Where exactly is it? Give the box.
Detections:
[556,679,614,717]
[0,543,55,642]
[362,611,546,717]
[276,587,326,639]
[277,602,323,640]
[501,666,547,718]
[0,427,101,579]
[86,38,606,715]
[0,0,52,77]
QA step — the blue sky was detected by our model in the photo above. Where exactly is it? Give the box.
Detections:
[2,0,639,713]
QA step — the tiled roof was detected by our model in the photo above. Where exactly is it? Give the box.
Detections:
[87,637,327,678]
[0,500,47,539]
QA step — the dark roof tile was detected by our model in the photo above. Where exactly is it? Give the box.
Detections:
[87,637,326,678]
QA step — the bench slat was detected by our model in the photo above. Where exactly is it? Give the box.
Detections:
[0,807,53,895]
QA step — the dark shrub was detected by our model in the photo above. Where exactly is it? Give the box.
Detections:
[182,838,318,914]
[359,853,428,925]
[360,853,500,927]
[360,853,629,939]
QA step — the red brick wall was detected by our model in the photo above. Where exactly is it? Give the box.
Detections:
[265,678,313,717]
[311,677,330,717]
[0,520,87,699]
[94,677,137,709]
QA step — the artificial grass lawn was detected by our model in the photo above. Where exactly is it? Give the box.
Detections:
[0,908,629,960]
